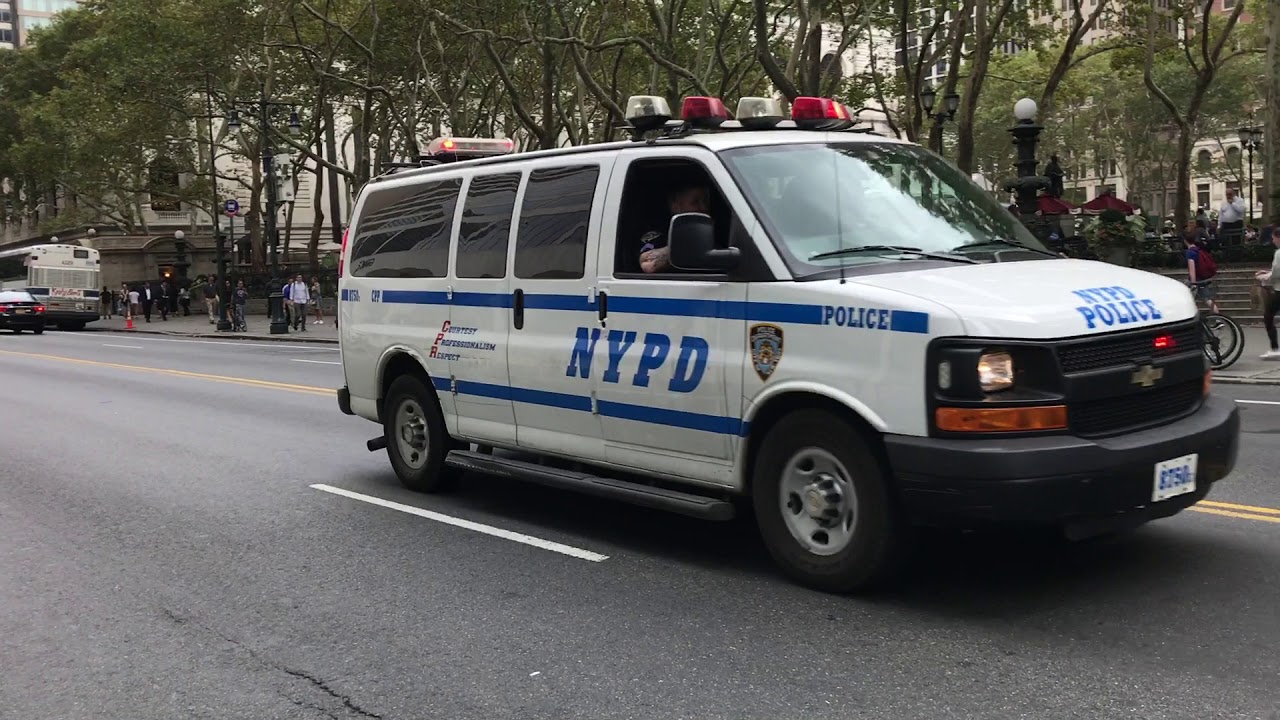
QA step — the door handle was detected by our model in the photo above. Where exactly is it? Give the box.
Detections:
[513,288,524,330]
[597,291,608,324]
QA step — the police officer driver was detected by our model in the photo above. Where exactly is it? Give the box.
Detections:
[638,184,711,273]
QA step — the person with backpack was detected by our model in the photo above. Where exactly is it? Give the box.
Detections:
[1184,230,1220,314]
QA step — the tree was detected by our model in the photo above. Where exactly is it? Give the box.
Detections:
[1140,0,1251,230]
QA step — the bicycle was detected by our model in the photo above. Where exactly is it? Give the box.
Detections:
[1200,312,1243,370]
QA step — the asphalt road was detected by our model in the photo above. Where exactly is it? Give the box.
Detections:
[3,329,1279,720]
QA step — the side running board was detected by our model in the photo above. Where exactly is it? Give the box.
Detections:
[443,450,735,522]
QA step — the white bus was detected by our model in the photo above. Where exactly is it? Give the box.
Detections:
[0,244,101,329]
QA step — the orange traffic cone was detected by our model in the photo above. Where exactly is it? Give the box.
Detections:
[126,314,134,330]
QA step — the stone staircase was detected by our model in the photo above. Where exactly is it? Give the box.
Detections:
[1147,265,1268,324]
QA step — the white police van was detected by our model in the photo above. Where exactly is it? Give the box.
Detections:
[336,95,1240,592]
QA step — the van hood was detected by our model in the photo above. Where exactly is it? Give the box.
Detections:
[846,259,1197,339]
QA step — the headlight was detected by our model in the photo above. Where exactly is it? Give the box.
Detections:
[977,351,1014,392]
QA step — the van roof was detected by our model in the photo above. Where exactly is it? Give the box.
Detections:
[366,130,909,186]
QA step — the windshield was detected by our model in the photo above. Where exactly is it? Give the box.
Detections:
[721,141,1049,272]
[0,291,35,303]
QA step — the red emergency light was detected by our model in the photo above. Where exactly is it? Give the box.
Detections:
[791,96,855,130]
[427,137,515,158]
[1153,335,1175,350]
[680,96,731,127]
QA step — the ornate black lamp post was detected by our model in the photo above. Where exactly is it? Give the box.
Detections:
[228,94,301,334]
[1237,125,1263,222]
[920,84,960,155]
[1003,98,1050,237]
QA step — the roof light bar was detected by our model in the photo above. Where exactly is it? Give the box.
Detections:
[680,96,731,128]
[736,97,784,129]
[625,95,674,133]
[791,96,855,130]
[426,137,515,157]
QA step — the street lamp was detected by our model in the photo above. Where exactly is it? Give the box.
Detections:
[920,84,961,155]
[1237,125,1263,222]
[227,94,302,334]
[1003,98,1050,232]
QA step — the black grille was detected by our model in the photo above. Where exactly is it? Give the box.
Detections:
[1056,322,1202,373]
[1069,380,1203,437]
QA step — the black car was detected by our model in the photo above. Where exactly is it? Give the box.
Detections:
[0,290,47,334]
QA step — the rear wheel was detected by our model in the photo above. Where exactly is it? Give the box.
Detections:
[382,374,457,493]
[32,326,43,335]
[12,329,22,334]
[752,410,907,593]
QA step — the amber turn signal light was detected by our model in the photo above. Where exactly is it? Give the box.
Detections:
[936,405,1068,433]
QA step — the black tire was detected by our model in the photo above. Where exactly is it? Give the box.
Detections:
[12,329,22,334]
[382,373,457,493]
[56,322,86,331]
[32,326,43,335]
[752,410,907,593]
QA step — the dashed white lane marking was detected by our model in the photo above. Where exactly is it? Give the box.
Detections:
[102,344,143,349]
[310,484,609,563]
[1237,400,1280,406]
[291,358,342,365]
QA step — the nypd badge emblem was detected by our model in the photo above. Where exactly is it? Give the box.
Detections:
[750,324,784,381]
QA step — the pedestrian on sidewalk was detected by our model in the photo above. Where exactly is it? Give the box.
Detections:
[310,276,324,325]
[127,285,140,319]
[100,285,113,319]
[289,273,310,332]
[1256,231,1280,361]
[281,278,293,326]
[179,286,191,316]
[233,280,249,331]
[203,280,217,324]
[158,281,171,321]
[140,283,156,322]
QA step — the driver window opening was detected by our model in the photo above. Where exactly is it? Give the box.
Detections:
[613,159,735,276]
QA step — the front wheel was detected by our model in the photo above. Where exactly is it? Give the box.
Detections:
[1202,314,1244,370]
[32,326,43,335]
[752,410,908,593]
[382,374,457,493]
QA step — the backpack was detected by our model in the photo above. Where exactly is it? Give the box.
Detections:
[1195,246,1218,280]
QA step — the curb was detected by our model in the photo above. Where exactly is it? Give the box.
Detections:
[84,327,340,345]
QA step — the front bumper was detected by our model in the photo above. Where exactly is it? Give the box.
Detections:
[884,395,1240,534]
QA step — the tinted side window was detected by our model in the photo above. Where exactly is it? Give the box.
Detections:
[514,166,599,280]
[457,173,521,279]
[350,177,463,278]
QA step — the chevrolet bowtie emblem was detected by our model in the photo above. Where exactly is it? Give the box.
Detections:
[1131,364,1164,387]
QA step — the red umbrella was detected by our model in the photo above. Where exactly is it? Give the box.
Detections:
[1080,193,1136,214]
[1037,195,1076,215]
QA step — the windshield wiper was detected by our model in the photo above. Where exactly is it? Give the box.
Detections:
[810,245,979,264]
[957,239,1059,257]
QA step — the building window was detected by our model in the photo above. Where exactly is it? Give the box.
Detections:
[1196,149,1212,172]
[1196,184,1210,210]
[1225,146,1241,170]
[1222,0,1235,8]
[1094,185,1116,198]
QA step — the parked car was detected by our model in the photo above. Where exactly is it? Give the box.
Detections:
[0,290,47,334]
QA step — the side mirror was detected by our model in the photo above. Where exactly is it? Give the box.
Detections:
[668,212,740,271]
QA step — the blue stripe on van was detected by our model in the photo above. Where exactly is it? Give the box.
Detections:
[428,374,750,436]
[25,287,50,295]
[84,290,100,299]
[347,288,931,333]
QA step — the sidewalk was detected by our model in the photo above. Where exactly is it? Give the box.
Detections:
[86,309,339,344]
[1214,325,1280,385]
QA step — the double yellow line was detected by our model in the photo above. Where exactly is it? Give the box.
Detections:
[1190,501,1280,525]
[4,347,1280,526]
[0,349,333,397]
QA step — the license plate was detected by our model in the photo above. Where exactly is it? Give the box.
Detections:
[1153,453,1198,502]
[15,309,27,314]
